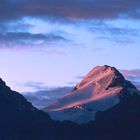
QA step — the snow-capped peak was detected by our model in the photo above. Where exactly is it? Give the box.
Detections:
[44,65,139,124]
[75,65,125,90]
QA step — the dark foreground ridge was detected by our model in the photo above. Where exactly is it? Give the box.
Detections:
[0,65,140,140]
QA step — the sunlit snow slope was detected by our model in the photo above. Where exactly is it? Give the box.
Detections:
[44,65,138,123]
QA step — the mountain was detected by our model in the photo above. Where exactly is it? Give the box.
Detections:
[1,66,140,140]
[44,65,139,123]
[0,78,55,140]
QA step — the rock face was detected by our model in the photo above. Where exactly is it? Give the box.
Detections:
[44,65,139,123]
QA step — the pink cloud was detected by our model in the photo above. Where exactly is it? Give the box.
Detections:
[120,69,140,90]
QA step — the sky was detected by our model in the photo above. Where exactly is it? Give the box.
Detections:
[0,0,140,93]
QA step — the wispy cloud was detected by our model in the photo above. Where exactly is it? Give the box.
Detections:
[0,32,67,49]
[86,20,140,44]
[0,20,32,32]
[17,81,48,91]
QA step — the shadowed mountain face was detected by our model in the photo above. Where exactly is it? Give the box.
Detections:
[94,93,140,140]
[0,78,55,140]
[0,66,140,140]
[44,65,139,123]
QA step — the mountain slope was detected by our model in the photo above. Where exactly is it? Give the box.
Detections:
[0,78,56,140]
[44,65,139,123]
[94,93,140,140]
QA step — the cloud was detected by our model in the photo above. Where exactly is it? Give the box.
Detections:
[0,18,71,50]
[0,1,139,50]
[22,86,73,109]
[17,81,48,91]
[0,0,140,20]
[86,21,140,44]
[121,69,140,80]
[0,20,32,32]
[0,32,66,48]
[121,69,140,90]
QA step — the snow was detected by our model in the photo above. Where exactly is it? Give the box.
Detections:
[44,65,138,124]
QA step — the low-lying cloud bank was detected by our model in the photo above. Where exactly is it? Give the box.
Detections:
[22,87,73,109]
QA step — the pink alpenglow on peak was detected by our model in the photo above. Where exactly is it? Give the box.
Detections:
[43,65,139,124]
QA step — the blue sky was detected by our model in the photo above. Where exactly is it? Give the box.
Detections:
[0,0,140,92]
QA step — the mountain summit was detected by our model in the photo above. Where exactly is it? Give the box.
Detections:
[44,65,139,123]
